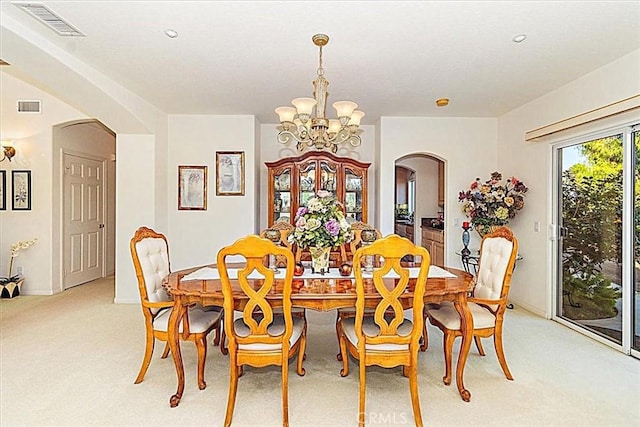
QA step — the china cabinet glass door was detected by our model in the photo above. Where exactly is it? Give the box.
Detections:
[320,160,338,197]
[299,161,316,210]
[273,167,291,222]
[345,167,364,222]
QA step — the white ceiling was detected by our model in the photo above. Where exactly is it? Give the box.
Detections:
[1,1,639,125]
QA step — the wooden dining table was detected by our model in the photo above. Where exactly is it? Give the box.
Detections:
[162,263,474,407]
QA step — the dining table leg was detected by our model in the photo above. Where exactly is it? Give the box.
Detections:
[454,294,473,402]
[168,296,186,408]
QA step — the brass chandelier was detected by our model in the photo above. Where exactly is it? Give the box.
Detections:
[275,34,364,154]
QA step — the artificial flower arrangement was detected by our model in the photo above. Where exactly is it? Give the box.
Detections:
[288,190,354,250]
[1,238,37,283]
[458,172,529,227]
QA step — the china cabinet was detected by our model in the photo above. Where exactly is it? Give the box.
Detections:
[266,151,370,226]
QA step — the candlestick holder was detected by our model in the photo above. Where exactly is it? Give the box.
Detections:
[264,228,281,273]
[461,222,471,260]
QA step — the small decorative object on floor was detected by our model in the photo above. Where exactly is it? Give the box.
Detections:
[288,190,354,274]
[461,221,471,260]
[0,237,37,299]
[458,171,529,238]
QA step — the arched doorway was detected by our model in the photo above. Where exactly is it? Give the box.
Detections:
[395,154,445,265]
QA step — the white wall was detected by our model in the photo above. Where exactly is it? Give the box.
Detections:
[166,115,258,271]
[0,71,88,294]
[379,117,498,267]
[114,134,157,303]
[497,49,640,317]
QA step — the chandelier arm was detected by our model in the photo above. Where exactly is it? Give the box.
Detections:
[277,130,301,145]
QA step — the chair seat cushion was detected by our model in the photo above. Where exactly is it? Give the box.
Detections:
[426,301,496,330]
[340,317,412,351]
[234,315,305,351]
[154,307,221,333]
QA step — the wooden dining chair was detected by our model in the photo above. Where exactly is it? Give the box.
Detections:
[129,226,222,390]
[217,234,307,427]
[335,223,382,360]
[424,226,519,383]
[337,235,430,427]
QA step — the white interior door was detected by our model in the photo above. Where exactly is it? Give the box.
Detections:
[63,153,104,289]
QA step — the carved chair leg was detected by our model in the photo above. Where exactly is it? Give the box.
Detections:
[196,335,208,390]
[408,362,423,427]
[224,363,240,427]
[338,324,349,377]
[494,329,513,380]
[213,318,222,346]
[161,341,171,359]
[358,360,366,427]
[420,311,429,352]
[282,354,290,427]
[220,329,228,355]
[443,332,455,386]
[297,325,307,376]
[134,330,155,384]
[474,335,486,356]
[335,312,343,361]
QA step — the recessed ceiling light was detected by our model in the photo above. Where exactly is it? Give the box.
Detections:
[164,29,179,39]
[436,98,449,107]
[512,34,527,43]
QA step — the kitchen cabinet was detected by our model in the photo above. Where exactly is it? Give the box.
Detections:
[421,226,445,266]
[265,151,370,226]
[395,222,414,243]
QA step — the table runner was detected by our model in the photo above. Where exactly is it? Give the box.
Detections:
[181,264,456,282]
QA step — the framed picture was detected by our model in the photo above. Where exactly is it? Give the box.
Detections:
[178,166,207,210]
[0,170,5,210]
[12,170,31,210]
[216,151,245,196]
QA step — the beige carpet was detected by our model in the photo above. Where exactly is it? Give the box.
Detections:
[1,277,638,426]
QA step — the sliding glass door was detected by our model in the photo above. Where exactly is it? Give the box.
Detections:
[555,124,639,355]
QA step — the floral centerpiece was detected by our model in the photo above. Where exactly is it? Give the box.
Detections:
[458,172,528,236]
[288,190,353,273]
[1,238,37,298]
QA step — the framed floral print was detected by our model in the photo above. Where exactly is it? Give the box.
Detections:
[12,170,31,210]
[0,170,6,210]
[178,165,207,210]
[216,151,245,196]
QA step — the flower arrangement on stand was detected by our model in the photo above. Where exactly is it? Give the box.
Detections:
[1,238,37,299]
[458,172,529,237]
[288,190,353,274]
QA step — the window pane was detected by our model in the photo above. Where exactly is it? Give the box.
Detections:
[559,135,623,345]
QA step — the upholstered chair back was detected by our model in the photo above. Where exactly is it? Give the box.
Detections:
[473,227,518,310]
[130,227,171,313]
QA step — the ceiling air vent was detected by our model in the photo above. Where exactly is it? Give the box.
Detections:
[14,3,85,37]
[17,100,42,113]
